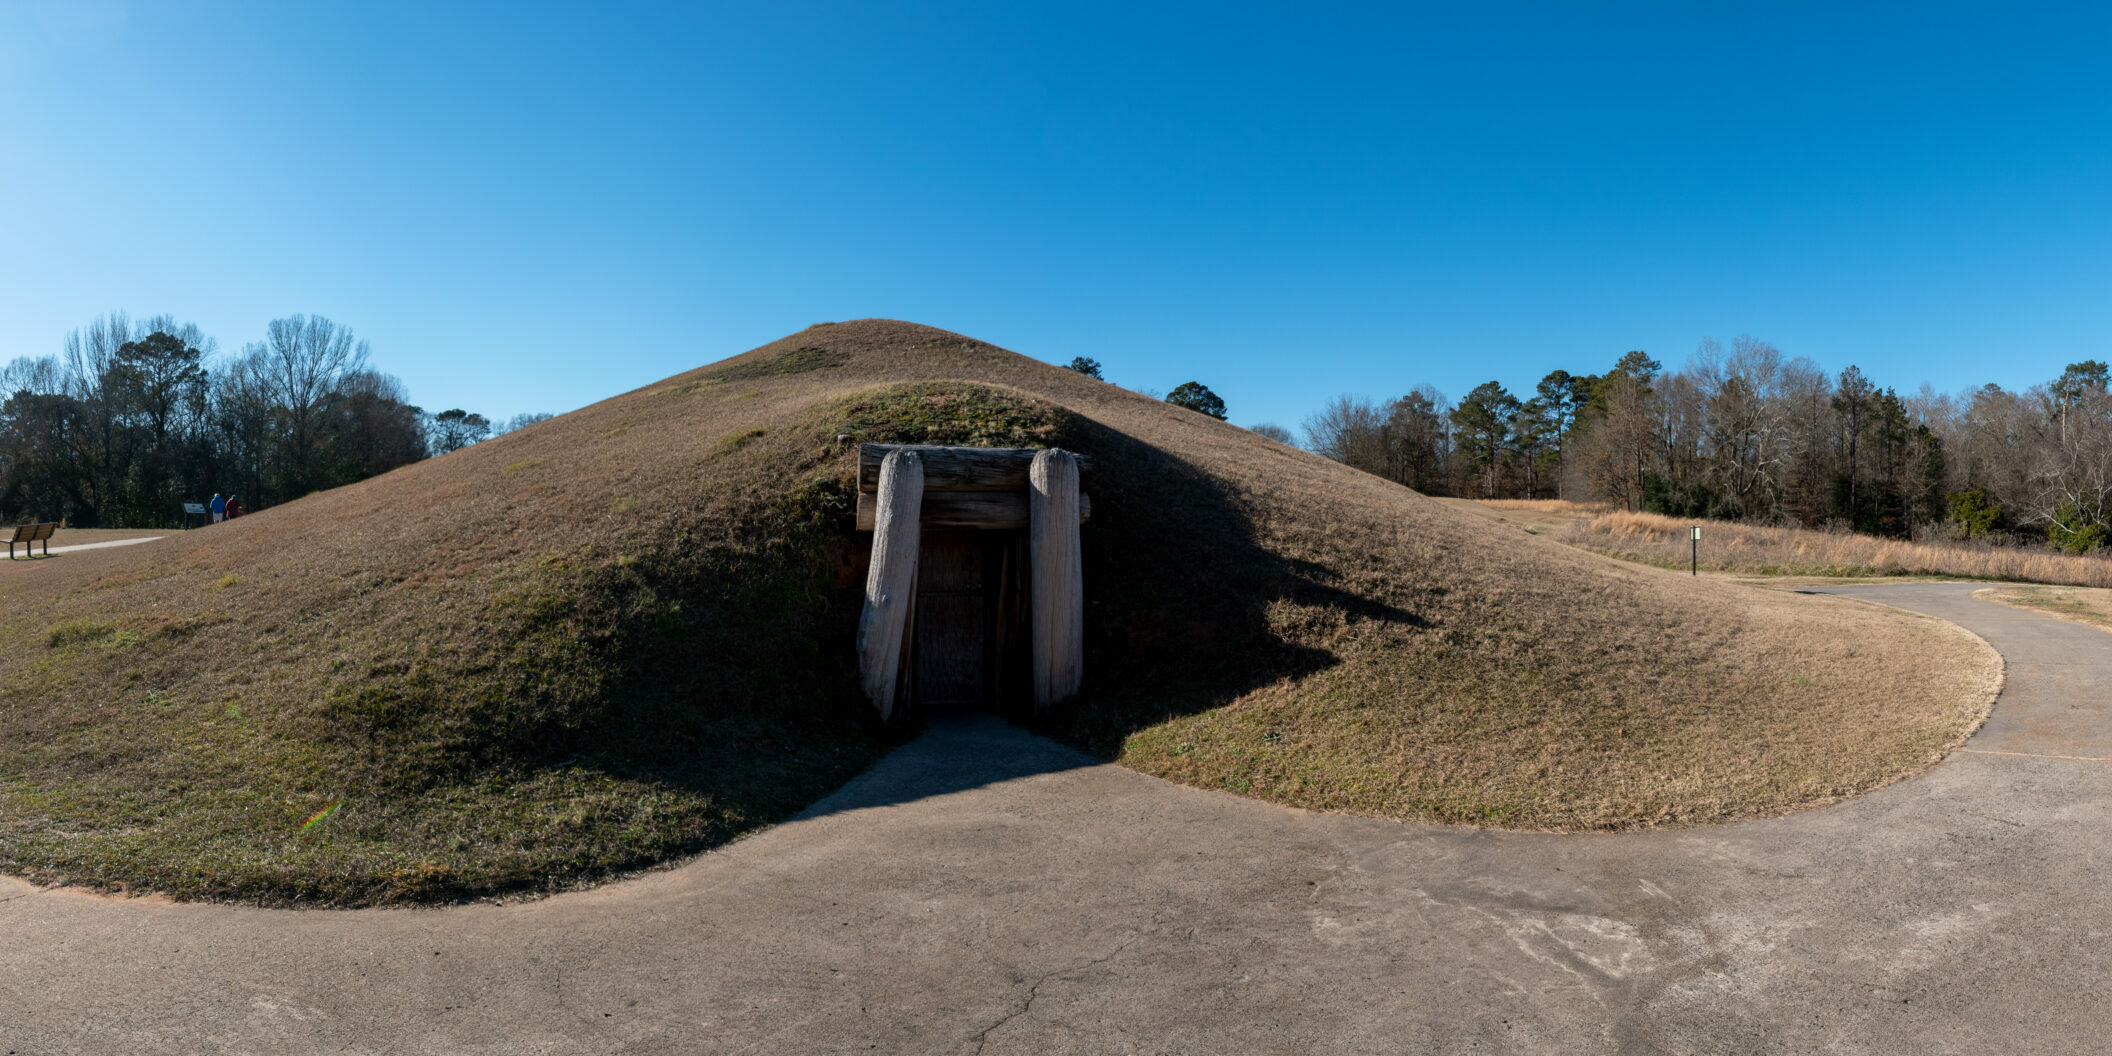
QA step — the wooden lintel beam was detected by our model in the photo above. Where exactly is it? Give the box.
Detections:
[856,489,1090,531]
[858,444,1096,493]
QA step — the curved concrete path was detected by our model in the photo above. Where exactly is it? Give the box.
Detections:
[3,535,163,561]
[2,583,2107,1054]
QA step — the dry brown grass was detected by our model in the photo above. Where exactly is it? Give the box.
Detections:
[1572,509,2112,586]
[1476,498,1610,515]
[39,528,166,547]
[1974,585,2112,632]
[1434,497,1601,539]
[0,319,2005,904]
[1124,593,1997,828]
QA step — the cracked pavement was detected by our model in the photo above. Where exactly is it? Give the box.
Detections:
[2,583,2108,1053]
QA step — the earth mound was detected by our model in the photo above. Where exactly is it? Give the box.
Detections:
[0,320,1998,904]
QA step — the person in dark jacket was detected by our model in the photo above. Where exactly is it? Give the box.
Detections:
[224,495,245,519]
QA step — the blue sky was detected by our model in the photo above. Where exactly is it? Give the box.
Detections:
[2,1,2107,431]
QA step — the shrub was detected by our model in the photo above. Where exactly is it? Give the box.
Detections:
[1166,381,1226,420]
[2049,502,2109,555]
[1948,488,2004,539]
[1642,470,1719,520]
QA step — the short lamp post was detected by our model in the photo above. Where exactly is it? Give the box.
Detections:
[1690,524,1701,576]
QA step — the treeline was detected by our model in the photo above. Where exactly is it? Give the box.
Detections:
[1304,338,2112,553]
[1,312,546,528]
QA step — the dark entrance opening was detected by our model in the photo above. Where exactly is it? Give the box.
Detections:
[908,528,1030,719]
[856,443,1088,723]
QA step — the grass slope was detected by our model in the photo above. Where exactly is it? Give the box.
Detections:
[0,320,1999,904]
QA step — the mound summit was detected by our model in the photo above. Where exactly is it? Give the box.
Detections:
[0,319,1997,904]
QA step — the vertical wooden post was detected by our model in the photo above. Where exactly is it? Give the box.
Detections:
[858,449,924,719]
[1030,448,1083,710]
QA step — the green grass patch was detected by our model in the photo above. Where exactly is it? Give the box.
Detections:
[827,382,1067,448]
[715,427,767,454]
[45,619,119,649]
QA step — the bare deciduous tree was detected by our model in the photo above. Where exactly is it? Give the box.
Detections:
[2,311,430,526]
[250,314,370,495]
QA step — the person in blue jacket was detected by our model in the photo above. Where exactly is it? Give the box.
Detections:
[210,493,226,524]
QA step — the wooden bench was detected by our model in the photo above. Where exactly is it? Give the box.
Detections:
[7,522,57,559]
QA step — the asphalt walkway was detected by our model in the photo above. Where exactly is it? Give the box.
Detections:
[2,583,2106,1054]
[5,535,164,560]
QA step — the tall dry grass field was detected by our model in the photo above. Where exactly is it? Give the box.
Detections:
[1477,499,1610,515]
[1573,509,2112,587]
[1432,497,1605,538]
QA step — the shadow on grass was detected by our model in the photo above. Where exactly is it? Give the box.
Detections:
[1023,415,1428,759]
[572,410,1433,811]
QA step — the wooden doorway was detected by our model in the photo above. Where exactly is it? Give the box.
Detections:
[857,444,1087,722]
[912,530,986,709]
[909,529,1031,716]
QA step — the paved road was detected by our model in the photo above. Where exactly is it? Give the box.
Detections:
[2,584,2106,1054]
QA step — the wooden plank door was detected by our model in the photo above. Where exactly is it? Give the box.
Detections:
[913,530,986,708]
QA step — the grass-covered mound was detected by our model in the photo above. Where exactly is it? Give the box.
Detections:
[0,320,1999,904]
